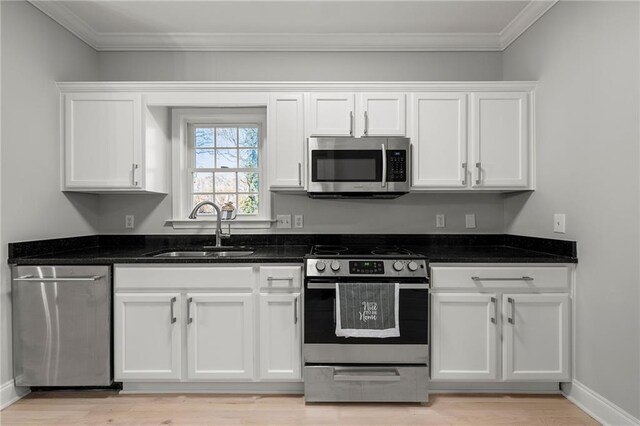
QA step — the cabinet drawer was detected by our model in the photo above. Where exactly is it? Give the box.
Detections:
[431,265,570,291]
[259,266,302,289]
[115,264,255,290]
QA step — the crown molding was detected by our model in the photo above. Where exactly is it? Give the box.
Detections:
[30,0,555,52]
[499,0,559,50]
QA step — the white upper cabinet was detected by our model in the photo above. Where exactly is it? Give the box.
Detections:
[357,93,406,136]
[268,93,305,190]
[62,92,168,193]
[470,92,529,188]
[308,92,406,137]
[411,93,467,188]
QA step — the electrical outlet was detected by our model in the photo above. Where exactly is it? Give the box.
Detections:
[554,213,566,233]
[294,215,304,228]
[465,214,476,229]
[276,214,292,229]
[436,214,445,228]
[125,215,135,229]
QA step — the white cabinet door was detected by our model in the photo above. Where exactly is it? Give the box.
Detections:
[470,92,529,188]
[64,92,142,189]
[308,93,355,136]
[502,293,570,381]
[186,293,254,380]
[358,93,406,136]
[411,93,468,188]
[259,293,302,380]
[431,293,498,381]
[268,93,305,189]
[114,293,181,380]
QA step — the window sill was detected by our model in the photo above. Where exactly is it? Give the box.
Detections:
[167,218,276,230]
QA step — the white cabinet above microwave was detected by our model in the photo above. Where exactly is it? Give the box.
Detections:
[307,93,406,137]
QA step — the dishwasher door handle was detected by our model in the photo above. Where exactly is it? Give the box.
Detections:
[15,275,104,282]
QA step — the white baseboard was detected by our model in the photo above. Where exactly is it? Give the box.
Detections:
[121,381,304,394]
[562,380,640,426]
[430,381,561,393]
[0,380,30,410]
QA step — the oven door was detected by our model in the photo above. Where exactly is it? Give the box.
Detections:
[303,279,429,364]
[308,137,387,193]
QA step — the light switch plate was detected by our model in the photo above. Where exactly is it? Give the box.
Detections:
[277,214,292,229]
[554,214,566,233]
[465,214,476,229]
[436,214,445,228]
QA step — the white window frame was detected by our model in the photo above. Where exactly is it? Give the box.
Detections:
[170,108,272,229]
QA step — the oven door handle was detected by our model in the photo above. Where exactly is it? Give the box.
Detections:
[306,282,429,290]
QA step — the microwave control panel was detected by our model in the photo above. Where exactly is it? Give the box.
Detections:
[387,150,407,182]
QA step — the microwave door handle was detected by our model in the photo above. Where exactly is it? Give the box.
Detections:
[381,144,387,188]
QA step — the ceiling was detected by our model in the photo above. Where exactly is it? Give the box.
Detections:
[30,0,558,51]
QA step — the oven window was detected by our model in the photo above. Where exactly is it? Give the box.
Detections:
[312,150,382,182]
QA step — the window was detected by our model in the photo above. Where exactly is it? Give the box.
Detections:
[171,108,270,228]
[189,125,260,216]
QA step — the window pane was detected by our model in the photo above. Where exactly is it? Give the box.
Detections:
[238,172,259,192]
[192,194,214,214]
[215,194,236,208]
[239,149,258,168]
[193,172,213,193]
[238,194,259,215]
[216,149,237,168]
[239,128,258,147]
[216,128,237,147]
[195,149,214,168]
[195,128,214,147]
[215,172,236,193]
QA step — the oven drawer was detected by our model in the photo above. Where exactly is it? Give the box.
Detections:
[430,265,570,291]
[304,365,428,402]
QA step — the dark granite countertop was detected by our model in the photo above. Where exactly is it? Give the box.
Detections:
[7,234,577,266]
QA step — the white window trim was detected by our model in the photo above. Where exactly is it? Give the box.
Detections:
[170,108,273,229]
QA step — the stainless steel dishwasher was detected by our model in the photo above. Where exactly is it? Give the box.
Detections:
[12,265,112,386]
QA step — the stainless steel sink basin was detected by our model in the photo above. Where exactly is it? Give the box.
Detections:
[152,248,254,258]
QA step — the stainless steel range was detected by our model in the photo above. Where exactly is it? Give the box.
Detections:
[303,245,429,403]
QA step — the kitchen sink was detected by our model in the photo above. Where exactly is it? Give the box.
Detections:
[151,248,254,258]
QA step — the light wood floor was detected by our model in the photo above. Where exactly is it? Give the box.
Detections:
[0,392,599,425]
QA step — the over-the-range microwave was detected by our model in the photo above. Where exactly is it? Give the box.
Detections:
[307,137,411,199]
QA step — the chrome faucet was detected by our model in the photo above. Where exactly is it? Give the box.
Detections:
[188,201,226,247]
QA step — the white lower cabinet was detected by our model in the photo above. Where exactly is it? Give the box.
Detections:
[187,293,254,380]
[259,293,301,380]
[430,264,572,383]
[114,293,182,381]
[431,293,498,380]
[114,264,303,385]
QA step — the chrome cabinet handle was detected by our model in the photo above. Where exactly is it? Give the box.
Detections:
[187,297,193,324]
[349,111,354,136]
[293,296,298,324]
[475,162,481,185]
[507,297,515,324]
[333,369,401,382]
[15,275,103,282]
[267,276,294,287]
[471,276,533,281]
[462,162,467,185]
[363,111,369,136]
[132,163,139,187]
[381,144,387,188]
[490,297,497,324]
[297,163,302,186]
[170,297,177,324]
[333,298,336,323]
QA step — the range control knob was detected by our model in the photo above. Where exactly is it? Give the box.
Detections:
[393,261,404,271]
[407,261,419,272]
[315,261,326,272]
[330,261,341,271]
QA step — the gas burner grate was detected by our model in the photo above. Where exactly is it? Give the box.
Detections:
[312,245,349,256]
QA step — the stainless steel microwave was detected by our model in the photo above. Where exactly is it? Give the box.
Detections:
[307,137,411,199]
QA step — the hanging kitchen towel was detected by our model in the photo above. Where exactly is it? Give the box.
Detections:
[335,283,400,338]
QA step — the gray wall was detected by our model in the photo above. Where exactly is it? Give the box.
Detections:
[97,51,502,81]
[0,1,99,392]
[502,1,640,418]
